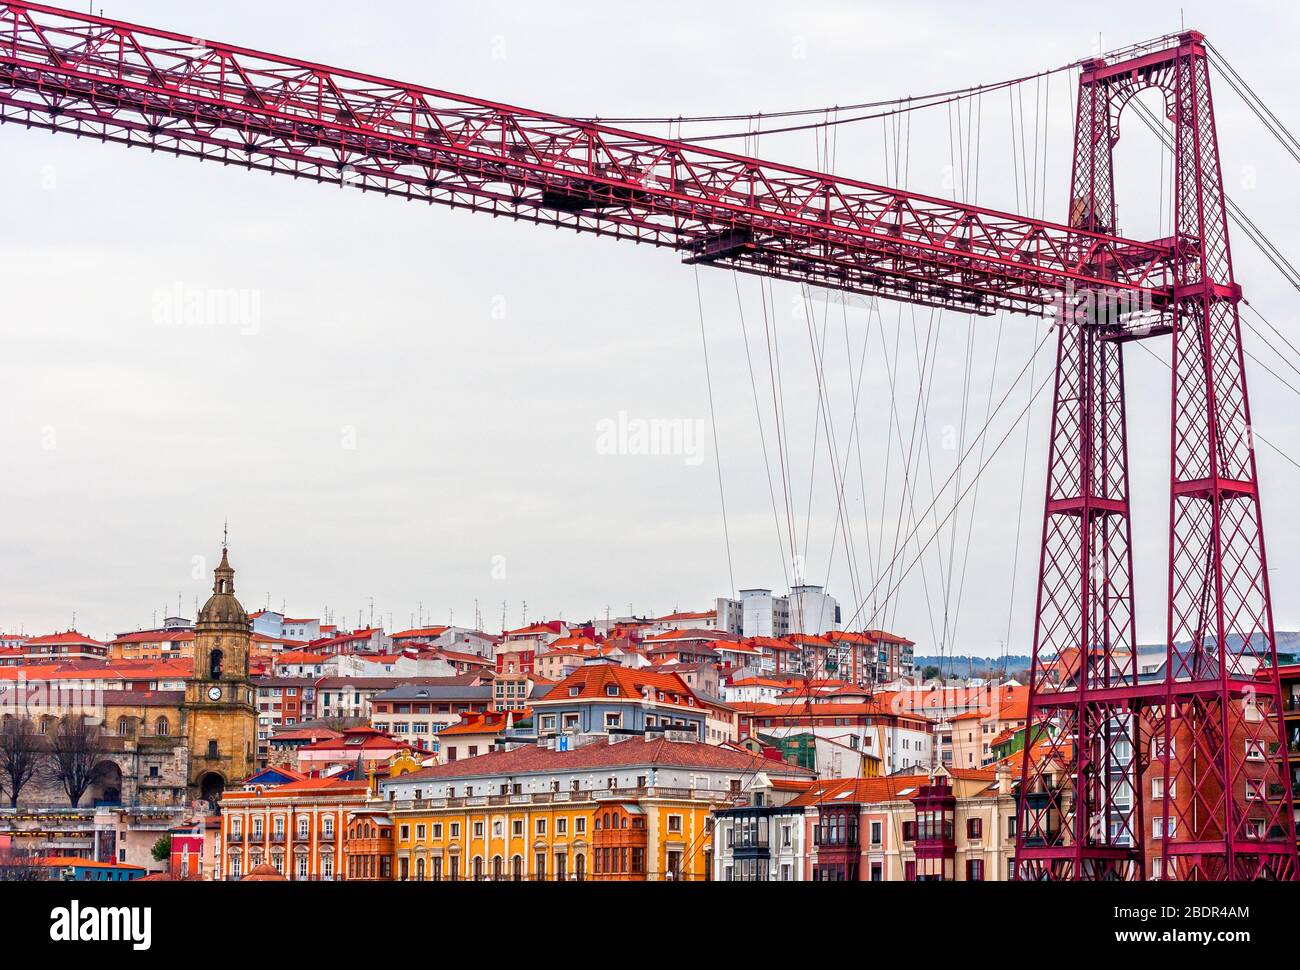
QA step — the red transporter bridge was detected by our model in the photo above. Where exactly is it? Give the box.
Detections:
[0,4,1291,879]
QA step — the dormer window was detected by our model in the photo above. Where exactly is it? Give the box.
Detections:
[569,686,580,697]
[605,684,619,697]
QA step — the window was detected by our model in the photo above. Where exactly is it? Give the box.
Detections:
[967,817,982,839]
[870,821,882,846]
[667,814,682,833]
[322,817,334,838]
[536,818,547,835]
[966,859,984,881]
[154,716,170,736]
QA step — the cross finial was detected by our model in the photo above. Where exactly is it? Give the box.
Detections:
[222,518,229,551]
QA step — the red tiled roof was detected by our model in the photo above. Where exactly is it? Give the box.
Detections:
[34,855,145,870]
[23,630,105,647]
[110,630,195,644]
[787,775,933,806]
[538,664,700,709]
[273,649,328,664]
[300,727,405,752]
[505,621,564,638]
[392,626,450,639]
[651,610,716,623]
[643,628,738,643]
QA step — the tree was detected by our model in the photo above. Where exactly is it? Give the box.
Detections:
[0,717,43,808]
[48,715,107,807]
[0,840,44,882]
[151,834,171,863]
[922,664,942,681]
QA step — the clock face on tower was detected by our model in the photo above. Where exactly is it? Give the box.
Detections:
[207,685,223,701]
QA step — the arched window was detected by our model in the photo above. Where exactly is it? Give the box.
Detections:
[154,716,170,736]
[116,716,131,736]
[491,855,503,881]
[512,855,523,881]
[416,858,425,881]
[472,856,483,880]
[209,648,224,679]
[574,853,586,881]
[38,716,54,735]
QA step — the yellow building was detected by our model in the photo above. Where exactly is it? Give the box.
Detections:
[379,734,814,881]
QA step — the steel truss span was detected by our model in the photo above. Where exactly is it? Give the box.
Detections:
[0,5,1292,880]
[0,2,1174,318]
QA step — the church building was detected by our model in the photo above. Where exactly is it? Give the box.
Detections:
[7,546,258,808]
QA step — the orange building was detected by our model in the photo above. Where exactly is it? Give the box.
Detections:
[219,776,369,880]
[108,629,195,662]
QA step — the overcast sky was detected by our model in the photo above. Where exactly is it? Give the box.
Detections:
[1,0,1296,654]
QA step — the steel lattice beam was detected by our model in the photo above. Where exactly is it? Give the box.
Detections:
[0,2,1176,318]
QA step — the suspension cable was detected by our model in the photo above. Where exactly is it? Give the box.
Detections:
[582,63,1076,128]
[1205,42,1300,165]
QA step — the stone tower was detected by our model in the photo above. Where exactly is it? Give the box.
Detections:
[183,545,258,804]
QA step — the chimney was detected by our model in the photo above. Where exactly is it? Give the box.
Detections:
[996,761,1013,795]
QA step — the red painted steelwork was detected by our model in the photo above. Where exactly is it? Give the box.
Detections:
[1016,32,1296,881]
[0,2,1174,317]
[0,5,1291,882]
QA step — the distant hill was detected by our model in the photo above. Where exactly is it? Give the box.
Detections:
[913,655,1030,675]
[914,632,1300,676]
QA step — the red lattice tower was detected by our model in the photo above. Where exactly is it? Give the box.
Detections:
[1016,32,1297,881]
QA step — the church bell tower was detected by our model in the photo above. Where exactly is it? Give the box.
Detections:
[184,543,258,803]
